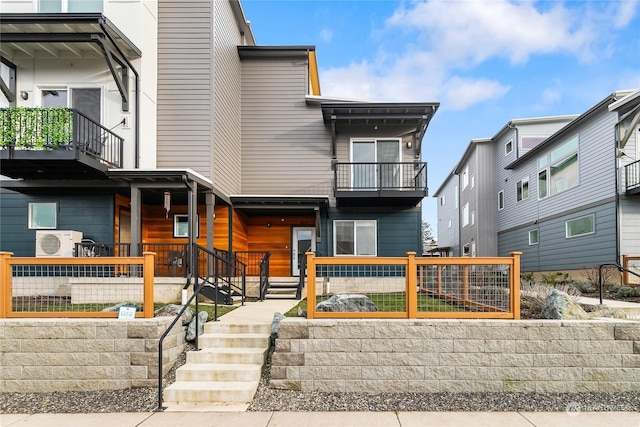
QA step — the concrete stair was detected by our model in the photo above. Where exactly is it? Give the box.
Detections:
[265,277,301,299]
[163,322,271,406]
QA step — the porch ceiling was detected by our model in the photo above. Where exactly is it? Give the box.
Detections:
[0,13,140,59]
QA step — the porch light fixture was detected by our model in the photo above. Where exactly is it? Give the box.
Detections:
[163,191,171,218]
[406,140,412,149]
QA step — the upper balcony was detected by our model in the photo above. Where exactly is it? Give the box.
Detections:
[0,107,123,179]
[333,161,428,206]
[624,159,640,195]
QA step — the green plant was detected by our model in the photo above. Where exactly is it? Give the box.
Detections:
[572,281,596,294]
[582,264,619,288]
[1,107,72,149]
[541,271,571,286]
[520,272,535,285]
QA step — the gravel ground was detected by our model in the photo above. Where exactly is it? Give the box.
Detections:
[1,344,639,414]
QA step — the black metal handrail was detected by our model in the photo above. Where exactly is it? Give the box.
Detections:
[334,161,428,192]
[155,274,202,412]
[598,262,640,304]
[296,248,311,300]
[259,252,271,301]
[234,251,269,276]
[624,159,640,192]
[196,244,246,312]
[0,107,123,167]
[141,243,189,278]
[75,241,131,257]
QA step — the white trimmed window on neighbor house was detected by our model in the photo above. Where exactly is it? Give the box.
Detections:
[529,229,539,245]
[462,203,469,227]
[38,0,103,13]
[566,214,594,238]
[498,190,504,210]
[516,176,529,202]
[538,136,579,198]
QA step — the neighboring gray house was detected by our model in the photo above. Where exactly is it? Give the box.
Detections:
[498,90,640,273]
[432,166,459,256]
[433,116,575,259]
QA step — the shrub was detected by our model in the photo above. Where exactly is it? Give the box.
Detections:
[582,264,620,288]
[572,281,596,294]
[541,272,571,286]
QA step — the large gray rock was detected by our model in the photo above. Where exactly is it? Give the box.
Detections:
[154,304,193,325]
[541,289,588,320]
[186,311,208,341]
[316,294,378,312]
[102,301,143,313]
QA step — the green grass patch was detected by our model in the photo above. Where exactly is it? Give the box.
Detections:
[284,293,464,317]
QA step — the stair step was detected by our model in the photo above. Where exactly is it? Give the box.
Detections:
[187,347,268,365]
[269,282,299,288]
[204,322,271,334]
[164,380,258,403]
[198,333,270,348]
[176,363,261,382]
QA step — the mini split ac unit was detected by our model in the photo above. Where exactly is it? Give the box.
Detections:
[35,230,83,257]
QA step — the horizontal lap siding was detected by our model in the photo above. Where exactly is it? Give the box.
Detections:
[620,198,640,257]
[0,192,113,256]
[328,208,421,257]
[435,176,459,255]
[157,1,212,176]
[498,201,616,271]
[212,0,242,195]
[241,58,333,196]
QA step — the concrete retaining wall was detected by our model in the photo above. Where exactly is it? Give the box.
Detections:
[0,317,186,392]
[270,319,640,393]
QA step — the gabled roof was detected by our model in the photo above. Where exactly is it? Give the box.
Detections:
[505,91,634,169]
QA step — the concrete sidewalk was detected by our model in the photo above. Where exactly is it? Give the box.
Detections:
[2,411,639,427]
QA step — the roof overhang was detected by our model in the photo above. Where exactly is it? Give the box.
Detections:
[107,169,230,205]
[321,102,439,158]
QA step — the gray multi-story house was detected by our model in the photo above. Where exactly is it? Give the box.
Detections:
[435,89,640,276]
[434,116,576,258]
[0,0,438,279]
[498,90,640,273]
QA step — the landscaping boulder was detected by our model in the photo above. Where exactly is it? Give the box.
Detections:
[186,311,208,341]
[316,294,378,312]
[541,289,588,320]
[102,301,143,313]
[154,304,193,325]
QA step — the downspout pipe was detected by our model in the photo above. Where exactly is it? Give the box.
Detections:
[182,174,195,279]
[99,20,141,168]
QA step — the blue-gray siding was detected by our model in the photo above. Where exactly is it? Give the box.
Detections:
[0,191,114,257]
[498,201,616,271]
[326,208,421,257]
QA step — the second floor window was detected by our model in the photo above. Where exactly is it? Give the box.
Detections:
[538,136,579,198]
[462,167,469,189]
[516,177,529,202]
[462,203,469,227]
[498,190,504,210]
[39,0,103,12]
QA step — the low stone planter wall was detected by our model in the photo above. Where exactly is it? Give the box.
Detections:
[0,317,186,392]
[271,319,640,393]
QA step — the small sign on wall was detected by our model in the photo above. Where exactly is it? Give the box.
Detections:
[118,306,137,320]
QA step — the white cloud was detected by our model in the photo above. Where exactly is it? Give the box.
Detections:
[319,1,632,110]
[319,28,333,44]
[613,0,639,28]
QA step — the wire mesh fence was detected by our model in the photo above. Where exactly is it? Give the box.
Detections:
[306,253,521,319]
[1,253,155,318]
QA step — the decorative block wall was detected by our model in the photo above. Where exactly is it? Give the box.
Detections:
[0,317,186,392]
[270,319,640,393]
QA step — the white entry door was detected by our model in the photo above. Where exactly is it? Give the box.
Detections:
[292,227,316,276]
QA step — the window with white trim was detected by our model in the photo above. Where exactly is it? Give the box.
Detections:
[334,220,377,256]
[448,219,452,229]
[516,176,529,202]
[529,229,539,245]
[173,214,199,238]
[39,0,103,12]
[28,202,57,229]
[440,195,446,206]
[566,214,594,238]
[471,175,475,189]
[505,140,513,155]
[498,191,504,210]
[471,211,475,226]
[538,136,579,198]
[462,167,469,189]
[454,186,459,208]
[462,203,469,227]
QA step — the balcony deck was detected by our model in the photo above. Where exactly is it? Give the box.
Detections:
[625,159,640,195]
[333,161,428,206]
[0,107,122,179]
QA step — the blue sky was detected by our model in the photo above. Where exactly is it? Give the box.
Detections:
[241,0,640,239]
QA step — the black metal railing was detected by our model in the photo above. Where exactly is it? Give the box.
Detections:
[296,248,310,300]
[334,162,427,192]
[0,107,123,167]
[156,244,247,411]
[234,251,270,276]
[624,159,640,193]
[598,262,640,304]
[140,243,189,278]
[259,252,271,301]
[75,241,131,258]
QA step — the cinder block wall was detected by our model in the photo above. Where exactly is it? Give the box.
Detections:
[271,319,640,393]
[0,317,186,392]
